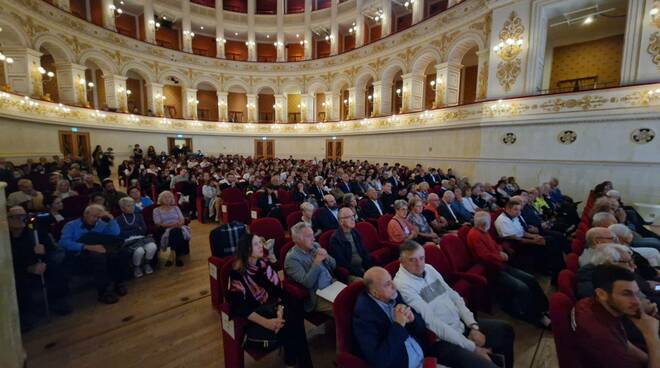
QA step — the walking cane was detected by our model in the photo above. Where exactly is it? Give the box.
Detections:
[28,217,50,320]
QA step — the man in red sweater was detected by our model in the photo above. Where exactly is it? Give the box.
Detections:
[467,211,550,328]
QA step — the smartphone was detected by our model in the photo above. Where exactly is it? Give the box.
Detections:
[655,284,660,292]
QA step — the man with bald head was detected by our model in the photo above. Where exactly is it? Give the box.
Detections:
[353,267,429,368]
[423,193,449,233]
[329,207,374,281]
[314,194,340,232]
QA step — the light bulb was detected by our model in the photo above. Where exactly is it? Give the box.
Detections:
[38,66,46,74]
[88,82,94,87]
[47,71,55,78]
[505,38,514,45]
[583,16,593,24]
[6,57,13,64]
[651,8,659,15]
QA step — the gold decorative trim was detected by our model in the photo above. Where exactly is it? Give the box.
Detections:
[648,32,660,70]
[477,61,488,100]
[496,59,521,92]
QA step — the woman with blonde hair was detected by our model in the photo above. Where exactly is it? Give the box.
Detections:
[153,191,190,267]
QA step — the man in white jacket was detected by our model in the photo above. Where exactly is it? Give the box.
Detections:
[394,240,514,368]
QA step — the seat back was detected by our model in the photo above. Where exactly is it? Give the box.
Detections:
[355,221,380,252]
[457,224,472,243]
[333,281,366,356]
[488,211,503,240]
[319,229,335,250]
[141,204,158,228]
[423,244,453,279]
[279,241,296,266]
[383,260,400,278]
[565,253,579,272]
[557,270,577,301]
[218,257,236,303]
[377,214,393,242]
[277,189,292,204]
[250,217,286,260]
[221,187,245,202]
[286,210,303,230]
[279,203,299,222]
[549,292,582,368]
[440,234,472,272]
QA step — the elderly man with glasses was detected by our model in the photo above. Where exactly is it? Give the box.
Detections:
[328,207,374,282]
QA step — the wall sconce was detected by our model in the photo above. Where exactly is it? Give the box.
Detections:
[183,30,196,38]
[109,4,123,17]
[0,52,13,65]
[273,41,283,47]
[343,98,349,106]
[38,66,55,80]
[403,0,415,8]
[156,94,167,101]
[148,19,161,29]
[321,102,326,107]
[245,40,255,46]
[373,9,384,22]
[395,88,402,97]
[429,80,439,91]
[117,87,132,96]
[324,35,333,41]
[348,22,357,33]
[493,37,524,60]
[216,37,227,44]
[367,95,373,102]
[298,40,308,46]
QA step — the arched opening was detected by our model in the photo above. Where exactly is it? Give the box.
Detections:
[459,46,478,105]
[287,91,302,123]
[340,88,349,120]
[125,70,148,115]
[363,78,374,117]
[162,75,184,119]
[257,86,275,123]
[314,92,327,122]
[196,81,219,121]
[38,48,59,103]
[424,63,436,109]
[0,22,26,89]
[227,84,247,122]
[82,60,104,110]
[392,70,403,114]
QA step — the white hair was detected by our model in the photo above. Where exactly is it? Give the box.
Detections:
[119,196,135,209]
[474,211,490,228]
[606,190,621,199]
[291,222,312,241]
[589,243,630,265]
[299,202,314,212]
[609,223,633,243]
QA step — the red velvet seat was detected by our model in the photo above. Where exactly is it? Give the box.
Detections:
[565,253,579,273]
[549,292,582,368]
[383,259,400,278]
[319,229,334,250]
[376,214,394,242]
[286,210,302,230]
[423,244,478,309]
[221,188,251,224]
[195,184,205,223]
[250,217,289,270]
[333,280,437,368]
[277,189,292,204]
[279,203,300,223]
[440,235,492,311]
[249,191,264,220]
[208,255,227,312]
[354,221,399,266]
[557,269,577,301]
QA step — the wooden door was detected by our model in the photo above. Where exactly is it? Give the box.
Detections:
[59,130,91,163]
[254,139,275,159]
[325,139,343,160]
[167,137,193,155]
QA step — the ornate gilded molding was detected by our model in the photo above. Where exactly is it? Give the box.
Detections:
[477,61,488,100]
[494,12,524,92]
[648,32,660,70]
[496,59,521,92]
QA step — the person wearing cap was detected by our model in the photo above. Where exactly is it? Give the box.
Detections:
[102,178,127,213]
[9,206,71,331]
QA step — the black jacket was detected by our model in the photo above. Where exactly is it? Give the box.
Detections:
[438,202,461,229]
[314,207,339,232]
[362,199,385,219]
[328,229,373,277]
[380,193,397,214]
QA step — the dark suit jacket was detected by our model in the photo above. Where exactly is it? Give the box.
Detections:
[380,193,397,214]
[314,207,339,232]
[353,292,427,368]
[387,177,402,190]
[310,186,328,200]
[438,202,461,229]
[362,199,385,219]
[521,204,543,228]
[424,174,439,186]
[337,181,353,194]
[257,192,279,215]
[293,191,308,203]
[328,228,373,276]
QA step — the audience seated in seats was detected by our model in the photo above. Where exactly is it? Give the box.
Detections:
[341,193,361,221]
[513,194,570,254]
[388,200,421,244]
[394,240,515,368]
[573,265,660,368]
[495,199,565,279]
[117,197,158,278]
[380,182,397,214]
[284,222,337,314]
[54,179,78,199]
[90,192,107,207]
[299,202,322,237]
[362,187,386,219]
[328,208,374,282]
[353,267,431,368]
[438,191,467,230]
[579,226,619,267]
[610,223,660,269]
[314,194,340,232]
[38,194,65,229]
[169,168,190,189]
[293,181,310,203]
[74,174,102,196]
[59,204,130,304]
[9,206,71,331]
[337,173,353,194]
[601,196,660,252]
[101,178,127,213]
[467,212,551,328]
[461,187,481,214]
[258,184,285,226]
[451,188,474,222]
[422,193,449,234]
[127,186,153,214]
[407,197,440,245]
[227,234,313,367]
[153,191,190,267]
[8,178,45,211]
[608,189,658,239]
[310,175,329,201]
[201,177,221,221]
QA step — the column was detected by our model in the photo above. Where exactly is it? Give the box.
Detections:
[247,0,257,61]
[377,81,392,115]
[329,91,340,121]
[184,88,198,119]
[475,50,489,101]
[274,94,287,123]
[101,0,117,31]
[246,94,257,122]
[215,0,226,58]
[433,62,461,107]
[401,72,425,112]
[304,0,313,59]
[354,87,366,118]
[621,0,658,83]
[381,0,391,37]
[276,0,285,61]
[56,63,88,106]
[103,74,127,111]
[182,0,193,53]
[2,48,43,97]
[144,0,156,44]
[300,93,315,122]
[147,82,164,116]
[355,0,365,48]
[371,81,382,116]
[412,0,424,24]
[347,87,356,119]
[330,0,339,55]
[217,91,228,121]
[56,0,70,11]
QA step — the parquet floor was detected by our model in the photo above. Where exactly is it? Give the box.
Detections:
[22,221,559,368]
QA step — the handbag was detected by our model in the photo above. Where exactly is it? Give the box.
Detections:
[243,303,280,351]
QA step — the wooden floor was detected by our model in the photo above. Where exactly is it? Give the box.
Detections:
[22,221,560,368]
